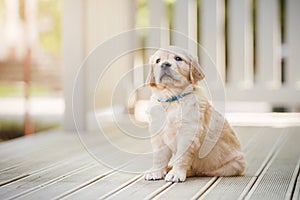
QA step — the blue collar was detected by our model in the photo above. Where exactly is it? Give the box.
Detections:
[158,91,193,103]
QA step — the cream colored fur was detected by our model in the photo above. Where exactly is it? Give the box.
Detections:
[144,46,246,182]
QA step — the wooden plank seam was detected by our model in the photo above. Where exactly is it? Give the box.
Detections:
[0,152,91,187]
[6,163,99,200]
[53,149,148,200]
[99,175,143,200]
[242,132,289,200]
[236,131,287,199]
[291,161,300,200]
[143,182,173,200]
[54,172,115,200]
[288,155,300,200]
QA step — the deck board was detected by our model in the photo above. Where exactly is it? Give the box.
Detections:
[0,155,97,199]
[0,126,299,199]
[245,129,300,200]
[25,165,110,199]
[0,133,90,185]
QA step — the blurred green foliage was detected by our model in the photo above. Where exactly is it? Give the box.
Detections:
[136,0,175,28]
[38,0,61,57]
[0,83,23,97]
[0,82,53,97]
[0,0,61,56]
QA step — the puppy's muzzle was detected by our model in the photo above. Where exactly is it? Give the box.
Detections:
[161,62,171,70]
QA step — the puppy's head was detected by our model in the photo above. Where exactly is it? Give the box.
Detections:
[148,46,204,90]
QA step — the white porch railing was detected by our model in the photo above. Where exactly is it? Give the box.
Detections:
[142,0,300,104]
[63,0,300,131]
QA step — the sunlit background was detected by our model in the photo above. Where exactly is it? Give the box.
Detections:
[0,0,63,140]
[0,0,299,141]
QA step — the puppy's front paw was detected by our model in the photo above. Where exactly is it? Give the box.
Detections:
[144,169,166,181]
[165,169,186,182]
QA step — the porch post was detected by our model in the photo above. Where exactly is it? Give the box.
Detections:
[62,0,86,131]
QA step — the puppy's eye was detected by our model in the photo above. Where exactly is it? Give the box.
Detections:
[155,58,161,64]
[175,56,183,61]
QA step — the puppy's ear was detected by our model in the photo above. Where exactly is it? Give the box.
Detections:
[148,55,156,87]
[149,65,156,87]
[189,56,205,84]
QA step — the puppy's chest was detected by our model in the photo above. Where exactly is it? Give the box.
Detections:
[163,103,183,127]
[149,99,200,132]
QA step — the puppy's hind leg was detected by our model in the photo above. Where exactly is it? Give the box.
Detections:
[208,156,246,176]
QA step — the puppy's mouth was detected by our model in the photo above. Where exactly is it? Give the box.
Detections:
[159,72,175,82]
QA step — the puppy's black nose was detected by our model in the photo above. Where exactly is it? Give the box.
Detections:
[161,62,171,69]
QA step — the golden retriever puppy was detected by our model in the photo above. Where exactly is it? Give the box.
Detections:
[144,46,246,182]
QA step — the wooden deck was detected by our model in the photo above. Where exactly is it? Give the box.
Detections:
[0,126,299,199]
